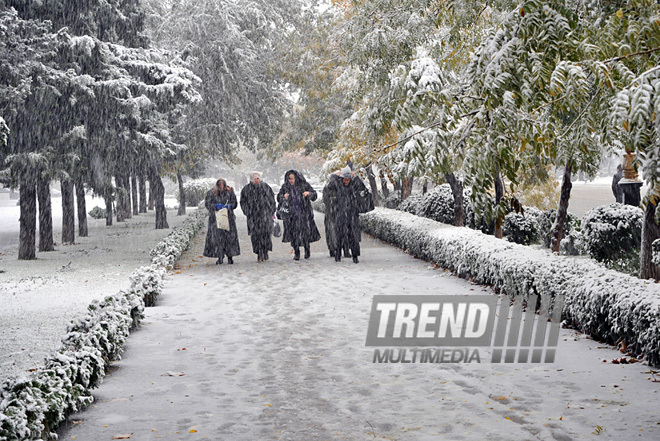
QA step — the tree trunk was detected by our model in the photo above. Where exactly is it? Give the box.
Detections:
[148,177,155,211]
[177,170,186,215]
[131,174,139,215]
[61,180,75,245]
[105,188,113,226]
[37,176,55,251]
[19,180,37,260]
[379,172,390,198]
[151,168,169,229]
[550,165,573,253]
[123,173,132,219]
[365,164,379,207]
[640,198,660,280]
[494,173,504,239]
[75,177,88,237]
[116,175,125,222]
[138,172,148,213]
[445,173,465,227]
[401,178,413,200]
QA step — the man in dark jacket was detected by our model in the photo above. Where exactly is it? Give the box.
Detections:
[326,167,368,263]
[612,164,623,203]
[240,172,276,262]
[277,169,321,260]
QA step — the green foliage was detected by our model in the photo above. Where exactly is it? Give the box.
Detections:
[503,211,540,245]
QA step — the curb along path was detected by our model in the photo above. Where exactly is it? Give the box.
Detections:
[59,211,659,441]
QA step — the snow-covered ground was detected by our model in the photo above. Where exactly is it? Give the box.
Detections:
[0,195,189,382]
[52,210,660,441]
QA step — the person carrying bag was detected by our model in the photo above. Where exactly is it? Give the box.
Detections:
[203,178,240,265]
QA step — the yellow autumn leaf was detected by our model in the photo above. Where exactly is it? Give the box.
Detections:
[623,120,630,132]
[616,9,624,19]
[189,429,197,433]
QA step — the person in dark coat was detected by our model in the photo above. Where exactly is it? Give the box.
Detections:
[277,169,321,260]
[203,178,240,264]
[612,164,623,203]
[240,172,276,263]
[322,172,352,258]
[326,167,367,263]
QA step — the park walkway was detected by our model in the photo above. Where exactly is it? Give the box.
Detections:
[58,211,659,441]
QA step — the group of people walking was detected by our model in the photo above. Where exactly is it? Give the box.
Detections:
[203,167,372,265]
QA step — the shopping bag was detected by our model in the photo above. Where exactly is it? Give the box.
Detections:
[357,189,375,213]
[216,207,230,231]
[272,218,282,237]
[276,198,290,220]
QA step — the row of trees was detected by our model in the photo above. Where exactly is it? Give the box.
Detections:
[1,0,312,260]
[282,0,660,279]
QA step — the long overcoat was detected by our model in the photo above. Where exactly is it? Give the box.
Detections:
[322,174,341,253]
[203,188,240,258]
[276,170,321,247]
[240,182,276,253]
[326,175,367,253]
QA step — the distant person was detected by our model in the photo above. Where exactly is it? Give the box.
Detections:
[277,169,320,260]
[203,178,240,264]
[325,167,369,263]
[612,164,623,203]
[240,172,276,263]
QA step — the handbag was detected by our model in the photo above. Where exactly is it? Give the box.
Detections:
[357,189,375,213]
[272,218,282,237]
[276,198,290,220]
[216,207,230,231]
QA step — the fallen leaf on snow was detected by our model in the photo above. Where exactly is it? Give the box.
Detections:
[112,434,133,439]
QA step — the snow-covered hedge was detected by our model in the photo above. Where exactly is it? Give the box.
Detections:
[175,178,216,207]
[0,209,206,441]
[360,208,660,367]
[582,203,642,274]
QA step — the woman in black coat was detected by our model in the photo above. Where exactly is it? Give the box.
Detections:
[325,167,367,263]
[240,172,276,262]
[277,169,321,260]
[203,178,240,264]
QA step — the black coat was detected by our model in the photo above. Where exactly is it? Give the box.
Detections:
[203,188,240,258]
[240,182,276,253]
[277,170,321,247]
[326,175,367,250]
[322,174,341,252]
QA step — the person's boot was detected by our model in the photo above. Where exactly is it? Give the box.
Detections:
[257,251,263,263]
[343,245,351,258]
[216,256,223,265]
[294,248,300,261]
[264,251,269,261]
[227,256,234,264]
[335,249,341,262]
[352,255,359,264]
[329,250,335,258]
[304,244,311,259]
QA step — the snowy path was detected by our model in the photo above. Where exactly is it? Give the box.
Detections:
[59,211,659,441]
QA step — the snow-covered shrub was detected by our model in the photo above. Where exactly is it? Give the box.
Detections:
[129,264,166,307]
[503,211,540,245]
[0,209,204,440]
[150,208,206,270]
[88,206,106,219]
[360,207,660,367]
[176,178,216,207]
[582,203,642,274]
[384,193,401,209]
[417,185,453,223]
[536,209,584,255]
[652,239,660,266]
[398,194,423,216]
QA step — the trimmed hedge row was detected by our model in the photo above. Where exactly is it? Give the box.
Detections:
[0,209,206,441]
[360,208,660,367]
